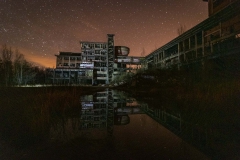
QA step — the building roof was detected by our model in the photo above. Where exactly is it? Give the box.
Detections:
[80,41,107,44]
[57,52,81,56]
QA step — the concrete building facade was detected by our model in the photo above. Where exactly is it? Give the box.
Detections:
[50,34,143,85]
[143,0,240,70]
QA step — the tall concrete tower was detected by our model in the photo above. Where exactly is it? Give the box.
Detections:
[106,34,115,84]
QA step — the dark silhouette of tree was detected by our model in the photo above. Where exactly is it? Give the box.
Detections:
[13,50,37,85]
[22,62,37,85]
[1,44,13,86]
[0,44,46,86]
[177,24,187,36]
[13,49,25,85]
[33,66,46,84]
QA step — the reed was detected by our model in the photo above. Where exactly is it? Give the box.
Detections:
[0,86,99,148]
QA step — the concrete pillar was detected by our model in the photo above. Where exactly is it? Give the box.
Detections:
[163,51,165,68]
[68,57,70,67]
[183,41,186,62]
[75,56,76,67]
[155,54,157,67]
[202,31,205,56]
[189,38,191,50]
[178,43,180,70]
[106,34,115,84]
[195,34,198,58]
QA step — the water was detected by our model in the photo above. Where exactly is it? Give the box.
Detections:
[0,88,239,159]
[41,89,209,159]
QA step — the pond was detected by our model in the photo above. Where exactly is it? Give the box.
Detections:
[0,88,239,159]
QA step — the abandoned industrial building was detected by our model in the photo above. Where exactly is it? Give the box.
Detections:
[143,0,240,70]
[50,34,143,85]
[49,0,240,85]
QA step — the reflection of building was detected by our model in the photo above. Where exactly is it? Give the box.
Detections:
[143,0,240,69]
[80,90,113,129]
[140,102,239,159]
[50,89,142,140]
[80,89,143,130]
[49,34,144,85]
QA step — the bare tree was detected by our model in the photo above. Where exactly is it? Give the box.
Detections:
[1,44,13,86]
[14,52,36,85]
[0,45,39,86]
[13,49,25,85]
[22,62,37,85]
[177,24,187,36]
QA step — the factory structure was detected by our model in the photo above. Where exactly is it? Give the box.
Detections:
[49,0,240,85]
[142,0,240,70]
[49,34,143,85]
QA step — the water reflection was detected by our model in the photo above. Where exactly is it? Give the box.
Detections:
[49,89,209,159]
[50,89,142,141]
[140,101,240,159]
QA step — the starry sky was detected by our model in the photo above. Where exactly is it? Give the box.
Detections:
[0,0,208,67]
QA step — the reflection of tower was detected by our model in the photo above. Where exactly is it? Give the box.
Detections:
[106,34,115,84]
[80,90,142,136]
[80,89,115,136]
[106,89,114,136]
[80,93,108,129]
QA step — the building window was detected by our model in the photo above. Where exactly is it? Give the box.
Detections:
[95,50,100,54]
[90,44,94,49]
[95,44,101,48]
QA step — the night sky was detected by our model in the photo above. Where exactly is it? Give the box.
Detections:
[0,0,208,67]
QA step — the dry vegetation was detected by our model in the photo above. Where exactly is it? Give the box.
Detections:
[0,86,103,148]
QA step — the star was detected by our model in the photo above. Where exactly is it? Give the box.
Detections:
[0,0,208,67]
